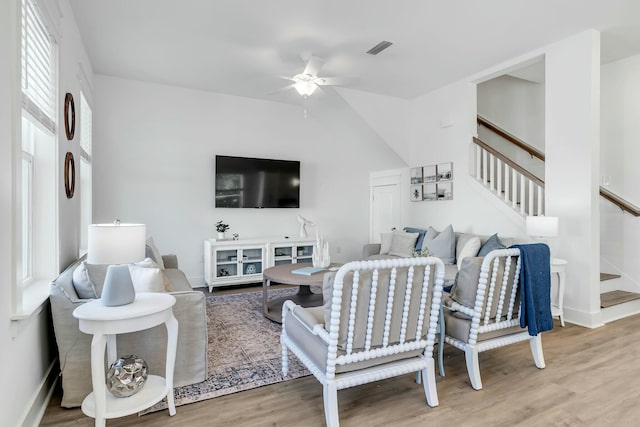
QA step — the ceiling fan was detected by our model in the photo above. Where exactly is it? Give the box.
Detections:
[277,54,355,98]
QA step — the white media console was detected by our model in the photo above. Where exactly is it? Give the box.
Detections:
[203,237,315,291]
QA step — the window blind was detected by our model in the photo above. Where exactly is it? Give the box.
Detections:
[21,0,56,133]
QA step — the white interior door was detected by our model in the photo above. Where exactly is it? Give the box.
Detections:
[370,184,401,243]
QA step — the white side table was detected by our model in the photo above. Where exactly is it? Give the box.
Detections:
[73,293,178,427]
[551,258,568,327]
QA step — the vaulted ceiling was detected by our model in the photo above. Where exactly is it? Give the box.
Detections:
[69,0,640,103]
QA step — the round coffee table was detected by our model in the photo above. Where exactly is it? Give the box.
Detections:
[262,263,338,323]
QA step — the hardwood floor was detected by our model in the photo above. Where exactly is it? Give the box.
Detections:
[41,303,640,426]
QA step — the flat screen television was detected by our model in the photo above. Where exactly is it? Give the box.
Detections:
[215,155,300,208]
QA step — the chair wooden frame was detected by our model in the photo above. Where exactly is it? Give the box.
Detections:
[281,257,444,427]
[444,248,545,390]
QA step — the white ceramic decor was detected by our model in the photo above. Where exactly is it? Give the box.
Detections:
[312,232,330,268]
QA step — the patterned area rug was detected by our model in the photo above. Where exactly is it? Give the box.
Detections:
[143,288,311,413]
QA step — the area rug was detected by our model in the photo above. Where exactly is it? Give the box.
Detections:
[143,288,312,414]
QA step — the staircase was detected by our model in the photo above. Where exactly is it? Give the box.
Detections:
[474,116,640,320]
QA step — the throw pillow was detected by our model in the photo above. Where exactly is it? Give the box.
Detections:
[456,236,481,270]
[379,232,394,255]
[450,257,484,308]
[403,227,427,251]
[128,263,168,293]
[145,237,165,270]
[477,233,506,256]
[388,231,419,257]
[135,257,158,268]
[72,262,98,299]
[422,225,456,264]
[455,233,474,261]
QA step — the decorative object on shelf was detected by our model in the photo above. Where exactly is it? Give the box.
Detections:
[64,92,75,140]
[232,233,239,240]
[297,214,315,238]
[219,268,230,277]
[216,220,230,240]
[245,264,257,275]
[312,232,330,268]
[64,152,75,199]
[106,354,148,398]
[88,221,146,306]
[410,162,454,202]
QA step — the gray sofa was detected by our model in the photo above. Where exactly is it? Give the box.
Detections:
[363,230,515,289]
[50,254,208,408]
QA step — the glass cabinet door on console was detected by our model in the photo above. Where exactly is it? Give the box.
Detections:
[293,244,313,263]
[204,238,314,292]
[241,247,263,276]
[212,246,264,281]
[214,248,240,278]
[272,245,294,265]
[272,242,314,265]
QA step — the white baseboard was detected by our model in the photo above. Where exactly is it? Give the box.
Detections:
[19,359,58,427]
[562,307,605,329]
[601,299,640,324]
[188,275,205,289]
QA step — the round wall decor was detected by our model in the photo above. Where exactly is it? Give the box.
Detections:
[64,92,76,140]
[64,152,75,199]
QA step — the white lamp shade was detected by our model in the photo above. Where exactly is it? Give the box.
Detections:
[87,223,146,264]
[526,216,559,238]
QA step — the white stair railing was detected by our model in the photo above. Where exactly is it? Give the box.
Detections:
[472,137,545,217]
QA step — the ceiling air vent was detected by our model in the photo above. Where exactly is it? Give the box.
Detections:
[366,41,393,55]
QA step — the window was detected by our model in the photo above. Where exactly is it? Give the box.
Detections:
[21,0,56,131]
[19,0,57,291]
[21,144,33,282]
[79,91,92,256]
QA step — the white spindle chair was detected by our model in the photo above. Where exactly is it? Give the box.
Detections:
[281,257,444,427]
[443,248,546,390]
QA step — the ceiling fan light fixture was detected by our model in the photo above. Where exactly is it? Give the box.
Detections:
[294,80,317,97]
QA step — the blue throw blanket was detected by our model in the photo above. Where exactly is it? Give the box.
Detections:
[511,244,554,336]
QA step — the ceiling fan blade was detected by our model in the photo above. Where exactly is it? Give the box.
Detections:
[303,56,324,77]
[315,76,359,87]
[267,83,295,95]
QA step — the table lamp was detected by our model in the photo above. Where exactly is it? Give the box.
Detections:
[526,216,558,256]
[87,221,146,306]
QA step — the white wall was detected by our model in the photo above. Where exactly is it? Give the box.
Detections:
[384,30,602,327]
[402,80,528,239]
[600,53,640,290]
[477,75,546,150]
[545,30,601,327]
[0,2,21,424]
[477,75,546,179]
[336,87,412,164]
[56,0,95,270]
[0,1,93,425]
[92,76,406,285]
